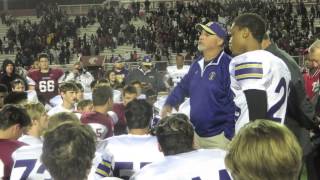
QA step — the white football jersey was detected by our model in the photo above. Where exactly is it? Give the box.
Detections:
[47,104,75,116]
[130,149,231,180]
[0,159,4,179]
[11,144,51,180]
[95,134,164,179]
[18,135,42,145]
[166,65,190,87]
[49,95,62,107]
[229,50,291,133]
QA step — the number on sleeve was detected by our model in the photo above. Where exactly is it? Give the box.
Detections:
[13,159,48,179]
[267,77,287,122]
[13,159,37,179]
[114,162,149,179]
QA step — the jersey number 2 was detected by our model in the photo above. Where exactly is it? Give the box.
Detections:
[267,77,287,122]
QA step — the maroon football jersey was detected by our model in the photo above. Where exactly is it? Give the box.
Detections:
[112,103,127,135]
[81,111,114,139]
[0,139,25,180]
[28,69,64,105]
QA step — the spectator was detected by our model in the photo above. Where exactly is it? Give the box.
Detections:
[3,91,28,105]
[0,84,8,108]
[0,104,31,179]
[126,56,166,92]
[0,59,27,92]
[105,70,121,89]
[61,61,94,93]
[303,56,320,101]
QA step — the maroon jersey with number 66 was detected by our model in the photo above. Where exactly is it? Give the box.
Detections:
[27,69,64,105]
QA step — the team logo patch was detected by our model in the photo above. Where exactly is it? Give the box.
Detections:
[209,72,216,80]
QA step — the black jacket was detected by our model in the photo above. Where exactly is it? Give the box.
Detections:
[266,43,316,155]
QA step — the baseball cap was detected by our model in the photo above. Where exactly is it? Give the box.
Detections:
[142,56,152,66]
[196,22,227,39]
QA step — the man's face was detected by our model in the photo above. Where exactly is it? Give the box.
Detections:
[198,30,222,52]
[0,92,7,108]
[176,56,184,68]
[123,93,137,106]
[6,64,14,74]
[33,60,39,70]
[76,90,84,102]
[12,83,25,92]
[133,84,142,95]
[62,91,77,105]
[229,24,247,56]
[39,57,49,71]
[108,72,116,82]
[310,48,320,66]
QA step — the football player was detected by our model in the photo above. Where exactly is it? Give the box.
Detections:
[229,13,291,132]
[27,53,64,107]
[95,99,164,179]
[131,114,230,180]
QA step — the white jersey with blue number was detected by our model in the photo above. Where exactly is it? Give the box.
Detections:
[10,144,51,180]
[229,50,291,133]
[95,134,164,179]
[166,65,190,87]
[130,149,231,180]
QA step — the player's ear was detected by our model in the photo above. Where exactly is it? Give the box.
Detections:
[157,143,163,153]
[241,27,250,39]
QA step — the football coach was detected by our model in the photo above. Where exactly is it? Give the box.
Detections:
[161,22,235,150]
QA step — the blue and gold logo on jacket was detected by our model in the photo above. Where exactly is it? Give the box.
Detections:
[235,62,263,81]
[209,72,216,80]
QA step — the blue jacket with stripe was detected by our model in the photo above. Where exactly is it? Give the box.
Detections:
[165,51,235,139]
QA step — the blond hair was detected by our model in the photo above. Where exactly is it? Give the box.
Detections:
[309,39,320,53]
[24,102,46,121]
[47,112,79,130]
[225,120,302,180]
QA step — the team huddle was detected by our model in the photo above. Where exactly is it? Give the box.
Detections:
[0,12,316,180]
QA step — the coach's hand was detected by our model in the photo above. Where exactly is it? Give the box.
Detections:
[161,105,173,118]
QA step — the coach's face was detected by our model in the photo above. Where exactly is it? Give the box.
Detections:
[229,23,247,56]
[198,30,223,52]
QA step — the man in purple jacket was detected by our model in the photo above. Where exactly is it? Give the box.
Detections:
[161,22,235,150]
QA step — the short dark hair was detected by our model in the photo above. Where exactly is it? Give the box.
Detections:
[130,80,142,87]
[123,85,137,96]
[75,82,84,92]
[4,92,28,104]
[92,85,113,106]
[0,104,31,130]
[90,79,110,89]
[59,82,78,93]
[77,99,93,111]
[42,122,96,180]
[38,53,49,61]
[233,13,266,43]
[0,83,8,93]
[125,99,152,129]
[10,79,25,89]
[156,115,194,156]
